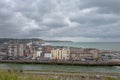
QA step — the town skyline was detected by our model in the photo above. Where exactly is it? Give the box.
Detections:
[0,0,120,42]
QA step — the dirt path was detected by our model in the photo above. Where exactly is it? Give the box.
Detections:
[24,71,120,80]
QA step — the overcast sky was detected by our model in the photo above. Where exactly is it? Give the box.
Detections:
[0,0,120,42]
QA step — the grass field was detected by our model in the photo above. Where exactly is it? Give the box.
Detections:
[0,70,120,80]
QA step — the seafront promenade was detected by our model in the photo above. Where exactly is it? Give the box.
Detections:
[0,60,120,66]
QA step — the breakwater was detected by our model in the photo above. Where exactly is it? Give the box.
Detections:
[0,60,120,66]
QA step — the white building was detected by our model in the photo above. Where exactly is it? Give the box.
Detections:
[18,44,24,57]
[44,53,51,59]
[8,44,18,57]
[36,51,42,57]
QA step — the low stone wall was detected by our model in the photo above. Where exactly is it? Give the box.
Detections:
[0,60,120,66]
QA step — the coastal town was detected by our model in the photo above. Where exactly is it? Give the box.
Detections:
[0,39,120,64]
[1,0,120,79]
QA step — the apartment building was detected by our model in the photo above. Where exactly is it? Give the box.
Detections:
[51,47,70,60]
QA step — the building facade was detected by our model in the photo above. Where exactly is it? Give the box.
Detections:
[51,47,70,60]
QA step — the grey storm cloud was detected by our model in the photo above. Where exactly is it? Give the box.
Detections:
[0,0,120,42]
[78,0,120,14]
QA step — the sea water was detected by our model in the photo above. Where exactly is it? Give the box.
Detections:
[46,42,120,51]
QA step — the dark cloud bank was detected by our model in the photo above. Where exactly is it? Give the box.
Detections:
[0,0,120,42]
